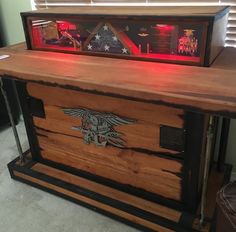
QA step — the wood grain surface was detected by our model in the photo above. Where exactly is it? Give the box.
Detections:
[28,82,184,154]
[1,44,236,117]
[22,6,227,17]
[26,81,184,201]
[36,126,183,201]
[32,163,182,222]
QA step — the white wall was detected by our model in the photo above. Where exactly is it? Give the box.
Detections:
[0,0,32,45]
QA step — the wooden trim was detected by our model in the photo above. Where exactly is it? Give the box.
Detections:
[14,170,173,232]
[32,163,182,222]
[40,157,185,210]
[8,155,197,232]
[21,6,230,19]
[11,165,191,232]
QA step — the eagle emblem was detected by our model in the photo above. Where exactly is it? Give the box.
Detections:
[62,107,135,148]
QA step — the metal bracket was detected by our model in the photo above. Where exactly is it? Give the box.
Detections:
[0,77,25,164]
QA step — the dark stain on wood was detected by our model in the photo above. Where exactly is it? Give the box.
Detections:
[9,76,236,118]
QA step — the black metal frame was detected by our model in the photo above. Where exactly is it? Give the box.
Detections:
[217,118,231,172]
[182,112,207,212]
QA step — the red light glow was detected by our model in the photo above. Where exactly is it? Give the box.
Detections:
[32,27,42,46]
[30,20,199,64]
[57,21,76,31]
[155,24,175,31]
[137,53,200,62]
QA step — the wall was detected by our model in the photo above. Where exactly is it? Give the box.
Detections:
[0,0,32,46]
[0,0,236,173]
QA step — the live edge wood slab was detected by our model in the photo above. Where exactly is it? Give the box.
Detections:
[0,43,235,232]
[1,43,236,118]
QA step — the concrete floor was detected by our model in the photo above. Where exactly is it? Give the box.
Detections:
[0,120,138,232]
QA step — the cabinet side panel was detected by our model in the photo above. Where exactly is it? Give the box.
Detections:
[209,13,228,65]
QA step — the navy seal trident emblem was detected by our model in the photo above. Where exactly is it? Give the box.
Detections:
[62,107,135,148]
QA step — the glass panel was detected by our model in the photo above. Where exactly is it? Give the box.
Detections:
[30,18,203,63]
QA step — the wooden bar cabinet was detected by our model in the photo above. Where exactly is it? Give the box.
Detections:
[0,6,235,232]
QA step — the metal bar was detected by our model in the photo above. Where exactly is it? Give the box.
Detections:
[0,77,25,163]
[217,117,231,172]
[200,115,214,226]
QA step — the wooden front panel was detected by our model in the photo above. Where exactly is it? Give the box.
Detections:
[27,82,185,201]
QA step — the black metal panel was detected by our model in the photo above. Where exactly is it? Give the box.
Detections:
[182,111,207,213]
[160,125,185,152]
[21,14,32,50]
[217,117,231,172]
[27,97,45,118]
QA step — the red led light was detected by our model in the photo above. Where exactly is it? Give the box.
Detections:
[155,24,175,31]
[31,19,199,63]
[137,53,200,62]
[57,21,76,31]
[32,27,42,46]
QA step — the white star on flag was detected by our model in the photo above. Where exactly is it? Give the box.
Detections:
[104,44,110,51]
[103,25,108,31]
[112,36,118,41]
[87,44,92,50]
[95,34,101,40]
[122,48,128,54]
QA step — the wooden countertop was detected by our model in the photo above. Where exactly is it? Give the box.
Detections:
[0,43,236,118]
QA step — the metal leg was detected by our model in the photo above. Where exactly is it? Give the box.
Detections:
[200,115,214,226]
[0,77,24,164]
[217,117,230,172]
